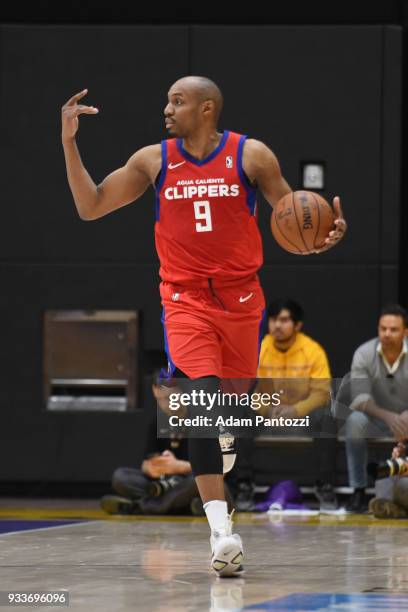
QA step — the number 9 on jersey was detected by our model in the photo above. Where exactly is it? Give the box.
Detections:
[194,200,212,232]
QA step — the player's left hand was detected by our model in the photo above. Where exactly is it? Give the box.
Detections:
[314,196,347,253]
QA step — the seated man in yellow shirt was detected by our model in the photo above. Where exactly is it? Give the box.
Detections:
[257,299,337,510]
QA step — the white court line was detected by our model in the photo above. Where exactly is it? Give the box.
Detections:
[0,520,98,538]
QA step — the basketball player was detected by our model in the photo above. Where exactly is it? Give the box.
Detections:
[61,76,347,576]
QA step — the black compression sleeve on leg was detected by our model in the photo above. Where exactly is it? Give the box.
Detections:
[175,372,223,476]
[188,437,223,476]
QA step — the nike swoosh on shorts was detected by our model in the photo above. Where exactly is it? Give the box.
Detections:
[239,293,253,303]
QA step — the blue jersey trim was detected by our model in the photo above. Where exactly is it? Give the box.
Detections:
[237,134,257,215]
[161,307,176,378]
[155,140,168,221]
[176,130,229,166]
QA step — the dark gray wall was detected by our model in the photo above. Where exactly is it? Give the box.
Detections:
[0,25,401,482]
[0,0,405,25]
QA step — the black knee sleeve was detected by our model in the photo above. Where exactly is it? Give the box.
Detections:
[188,437,223,476]
[175,372,225,476]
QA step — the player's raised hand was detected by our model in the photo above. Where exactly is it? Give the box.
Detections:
[61,89,99,142]
[314,196,347,253]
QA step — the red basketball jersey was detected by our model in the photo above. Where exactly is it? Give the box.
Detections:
[155,130,263,285]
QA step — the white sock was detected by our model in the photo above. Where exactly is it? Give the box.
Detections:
[204,499,228,534]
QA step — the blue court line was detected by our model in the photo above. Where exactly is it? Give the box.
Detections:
[244,593,408,611]
[0,519,88,536]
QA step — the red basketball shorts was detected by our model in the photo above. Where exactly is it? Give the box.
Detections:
[160,276,265,379]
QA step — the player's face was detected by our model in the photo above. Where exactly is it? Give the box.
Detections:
[164,85,202,137]
[268,309,299,342]
[378,315,407,351]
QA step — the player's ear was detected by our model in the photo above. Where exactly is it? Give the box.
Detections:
[201,99,215,117]
[296,321,303,332]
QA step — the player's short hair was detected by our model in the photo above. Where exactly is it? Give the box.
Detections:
[380,303,408,327]
[177,75,224,121]
[267,299,304,324]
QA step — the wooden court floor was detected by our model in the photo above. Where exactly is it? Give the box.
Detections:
[1,500,408,611]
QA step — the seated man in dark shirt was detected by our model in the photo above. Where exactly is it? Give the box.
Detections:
[101,376,233,515]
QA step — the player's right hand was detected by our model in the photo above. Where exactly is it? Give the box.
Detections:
[61,89,99,141]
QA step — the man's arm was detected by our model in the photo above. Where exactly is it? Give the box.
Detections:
[148,451,192,476]
[350,345,408,439]
[243,138,347,250]
[292,347,332,417]
[349,346,374,412]
[358,399,408,441]
[349,346,386,419]
[61,90,160,220]
[242,139,292,207]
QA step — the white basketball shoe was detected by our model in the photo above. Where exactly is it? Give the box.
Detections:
[210,511,244,577]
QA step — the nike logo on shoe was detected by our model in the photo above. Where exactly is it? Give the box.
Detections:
[239,293,253,303]
[168,161,186,169]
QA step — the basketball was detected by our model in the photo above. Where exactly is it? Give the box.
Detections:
[271,191,335,254]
